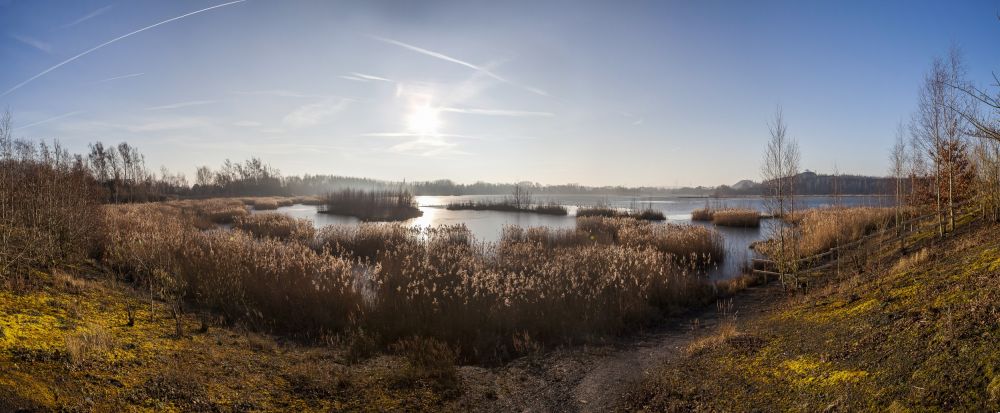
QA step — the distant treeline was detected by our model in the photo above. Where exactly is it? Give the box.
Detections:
[65,136,901,203]
[714,171,899,197]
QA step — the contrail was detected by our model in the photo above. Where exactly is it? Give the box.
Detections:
[13,111,84,131]
[372,35,549,97]
[2,0,246,97]
[94,72,145,83]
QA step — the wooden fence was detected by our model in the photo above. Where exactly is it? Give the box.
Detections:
[751,202,984,290]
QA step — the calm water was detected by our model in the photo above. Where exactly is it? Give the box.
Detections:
[257,195,893,280]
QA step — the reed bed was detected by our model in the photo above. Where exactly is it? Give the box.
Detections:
[101,204,362,334]
[576,206,665,221]
[322,189,422,221]
[251,198,280,210]
[100,201,730,363]
[791,207,901,257]
[710,208,762,228]
[233,213,315,243]
[690,208,714,221]
[291,195,324,205]
[446,200,568,216]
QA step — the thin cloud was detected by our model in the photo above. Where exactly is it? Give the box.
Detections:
[61,5,113,29]
[14,111,84,130]
[283,98,352,128]
[371,35,548,97]
[339,75,367,82]
[145,100,216,111]
[94,72,144,83]
[439,107,554,117]
[363,132,485,140]
[12,35,52,53]
[233,121,262,127]
[351,72,393,82]
[234,89,326,99]
[1,0,247,97]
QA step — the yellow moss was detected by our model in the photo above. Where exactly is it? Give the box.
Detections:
[0,371,57,408]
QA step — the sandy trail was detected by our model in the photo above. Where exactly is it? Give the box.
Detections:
[453,283,780,412]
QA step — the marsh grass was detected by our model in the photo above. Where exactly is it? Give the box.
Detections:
[321,189,422,221]
[711,209,762,228]
[101,200,730,363]
[233,213,315,243]
[691,208,714,221]
[446,200,569,216]
[577,206,666,221]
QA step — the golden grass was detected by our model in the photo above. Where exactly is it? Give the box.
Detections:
[691,208,714,221]
[251,198,280,210]
[711,208,762,228]
[98,200,728,363]
[322,189,422,221]
[233,213,315,243]
[576,206,665,221]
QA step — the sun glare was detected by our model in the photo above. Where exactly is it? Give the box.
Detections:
[407,104,442,135]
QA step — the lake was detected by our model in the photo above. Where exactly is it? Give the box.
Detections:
[256,195,895,280]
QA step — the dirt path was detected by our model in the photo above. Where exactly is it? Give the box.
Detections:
[452,283,782,412]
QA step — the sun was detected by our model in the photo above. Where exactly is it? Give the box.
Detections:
[407,104,442,135]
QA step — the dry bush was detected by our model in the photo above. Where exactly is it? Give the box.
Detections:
[711,208,761,228]
[0,129,102,285]
[685,319,739,356]
[233,213,315,243]
[65,325,114,366]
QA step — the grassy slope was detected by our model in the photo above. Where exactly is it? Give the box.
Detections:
[0,269,455,412]
[624,224,1000,411]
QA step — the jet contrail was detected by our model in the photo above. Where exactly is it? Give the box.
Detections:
[372,35,549,97]
[13,111,85,131]
[94,72,145,83]
[2,0,246,97]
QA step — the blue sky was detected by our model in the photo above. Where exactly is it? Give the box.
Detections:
[1,0,998,186]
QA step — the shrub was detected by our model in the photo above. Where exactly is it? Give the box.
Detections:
[0,131,102,286]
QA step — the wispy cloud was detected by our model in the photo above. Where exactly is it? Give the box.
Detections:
[439,107,554,117]
[234,89,326,99]
[341,72,393,83]
[362,132,485,140]
[14,111,84,131]
[61,4,113,29]
[233,120,262,127]
[388,137,469,157]
[145,100,216,111]
[372,35,548,97]
[1,0,247,97]
[12,35,52,53]
[94,72,144,84]
[283,98,352,127]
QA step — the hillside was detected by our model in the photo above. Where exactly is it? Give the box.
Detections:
[622,223,1000,411]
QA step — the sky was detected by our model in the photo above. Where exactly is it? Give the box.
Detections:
[1,0,999,187]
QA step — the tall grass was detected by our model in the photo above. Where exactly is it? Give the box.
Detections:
[99,200,729,363]
[101,203,362,334]
[321,189,422,221]
[233,213,315,243]
[446,200,568,216]
[711,208,762,228]
[576,206,666,221]
[690,208,714,221]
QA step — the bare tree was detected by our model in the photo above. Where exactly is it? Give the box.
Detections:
[911,47,969,235]
[890,122,909,225]
[761,106,801,282]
